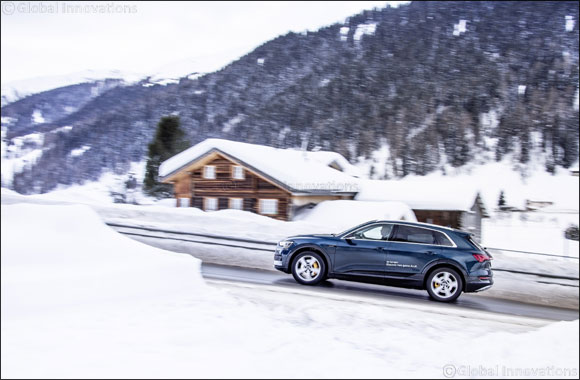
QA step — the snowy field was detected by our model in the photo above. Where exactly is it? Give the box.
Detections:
[2,203,578,378]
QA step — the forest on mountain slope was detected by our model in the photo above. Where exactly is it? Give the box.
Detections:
[2,1,578,193]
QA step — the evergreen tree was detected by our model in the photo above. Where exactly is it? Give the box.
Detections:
[144,116,189,197]
[498,190,506,207]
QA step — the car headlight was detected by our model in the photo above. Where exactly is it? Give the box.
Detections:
[278,240,294,249]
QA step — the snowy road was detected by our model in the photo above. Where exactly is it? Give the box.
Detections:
[200,263,579,321]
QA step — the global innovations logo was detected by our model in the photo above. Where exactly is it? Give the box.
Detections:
[1,1,138,15]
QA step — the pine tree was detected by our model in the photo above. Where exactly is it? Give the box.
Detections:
[144,116,189,197]
[498,190,506,207]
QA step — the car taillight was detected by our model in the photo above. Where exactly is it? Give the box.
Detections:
[473,254,490,262]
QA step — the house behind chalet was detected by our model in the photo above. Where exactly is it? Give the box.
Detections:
[355,180,488,241]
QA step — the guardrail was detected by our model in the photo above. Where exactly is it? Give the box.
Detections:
[106,222,277,252]
[107,222,579,283]
[486,247,579,260]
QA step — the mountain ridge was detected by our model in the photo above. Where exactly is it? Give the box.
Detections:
[1,1,578,194]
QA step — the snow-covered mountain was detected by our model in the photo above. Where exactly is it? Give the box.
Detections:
[1,69,145,106]
[1,1,578,194]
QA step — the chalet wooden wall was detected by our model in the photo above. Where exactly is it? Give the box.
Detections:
[173,154,291,220]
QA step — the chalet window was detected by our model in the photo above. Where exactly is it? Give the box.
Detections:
[203,165,216,179]
[232,165,245,180]
[259,199,278,215]
[230,198,243,210]
[204,197,218,211]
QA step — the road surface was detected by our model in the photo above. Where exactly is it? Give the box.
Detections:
[201,262,579,321]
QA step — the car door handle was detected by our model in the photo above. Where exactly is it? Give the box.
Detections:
[375,247,385,251]
[424,250,435,255]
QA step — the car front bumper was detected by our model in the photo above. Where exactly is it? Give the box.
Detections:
[273,246,291,273]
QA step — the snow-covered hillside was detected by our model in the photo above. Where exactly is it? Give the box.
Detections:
[2,203,578,378]
[1,48,250,106]
[0,70,144,106]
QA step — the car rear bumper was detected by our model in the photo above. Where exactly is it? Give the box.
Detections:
[465,275,494,292]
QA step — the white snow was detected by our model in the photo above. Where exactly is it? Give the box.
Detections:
[1,132,45,187]
[1,202,578,378]
[353,22,377,42]
[221,115,244,133]
[565,15,575,32]
[302,150,363,177]
[257,58,265,66]
[357,179,482,211]
[356,141,392,179]
[453,19,468,36]
[294,200,417,226]
[69,145,91,157]
[187,73,203,81]
[355,159,579,212]
[159,138,360,193]
[51,125,74,133]
[1,69,143,106]
[2,188,578,308]
[31,110,45,124]
[340,26,350,41]
[484,211,579,258]
[1,116,16,125]
[150,78,180,86]
[480,109,500,132]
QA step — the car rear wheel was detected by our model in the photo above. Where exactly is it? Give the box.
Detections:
[426,267,463,302]
[291,251,326,285]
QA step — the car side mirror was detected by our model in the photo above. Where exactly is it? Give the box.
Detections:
[345,238,356,245]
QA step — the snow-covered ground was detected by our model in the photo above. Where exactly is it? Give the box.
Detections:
[2,203,578,378]
[484,211,579,258]
[2,188,578,309]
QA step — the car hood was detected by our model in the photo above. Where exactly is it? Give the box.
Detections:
[288,234,337,240]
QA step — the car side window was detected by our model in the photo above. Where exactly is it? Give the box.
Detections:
[435,232,454,247]
[391,225,440,245]
[350,224,393,241]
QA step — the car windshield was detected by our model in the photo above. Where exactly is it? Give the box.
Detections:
[336,221,376,237]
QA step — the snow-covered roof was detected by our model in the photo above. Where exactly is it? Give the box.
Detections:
[302,151,363,178]
[356,179,487,214]
[159,139,360,194]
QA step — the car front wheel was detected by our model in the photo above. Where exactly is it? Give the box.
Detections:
[291,251,326,285]
[426,267,463,302]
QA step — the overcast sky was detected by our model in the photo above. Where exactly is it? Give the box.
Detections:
[1,1,408,83]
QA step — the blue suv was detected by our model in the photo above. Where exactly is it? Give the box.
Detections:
[274,220,493,302]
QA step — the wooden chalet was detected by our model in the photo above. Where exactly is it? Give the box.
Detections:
[159,139,360,221]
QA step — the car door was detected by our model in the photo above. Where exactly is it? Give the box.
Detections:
[385,225,444,279]
[333,223,393,284]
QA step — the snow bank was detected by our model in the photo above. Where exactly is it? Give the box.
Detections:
[0,187,21,196]
[2,203,578,377]
[295,200,417,229]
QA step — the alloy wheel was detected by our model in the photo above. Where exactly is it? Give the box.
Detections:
[430,271,459,299]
